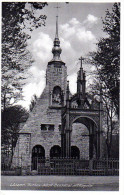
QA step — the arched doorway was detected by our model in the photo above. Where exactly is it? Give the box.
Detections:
[50,145,61,158]
[71,146,80,159]
[72,122,89,159]
[32,145,45,170]
[71,117,98,159]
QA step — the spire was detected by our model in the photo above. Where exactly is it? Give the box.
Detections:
[55,16,58,38]
[77,57,86,104]
[50,4,63,62]
[66,81,70,93]
[51,15,62,61]
[48,4,65,65]
[78,57,85,80]
[55,3,60,38]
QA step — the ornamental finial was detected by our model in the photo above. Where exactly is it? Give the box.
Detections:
[51,4,62,61]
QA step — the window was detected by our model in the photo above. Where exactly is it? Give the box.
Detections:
[48,125,54,131]
[41,124,47,131]
[41,124,54,131]
[59,124,61,131]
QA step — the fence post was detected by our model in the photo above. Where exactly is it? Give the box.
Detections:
[89,159,93,175]
[21,154,22,175]
[106,158,109,175]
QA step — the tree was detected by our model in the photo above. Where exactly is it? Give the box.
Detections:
[89,79,119,158]
[87,3,120,156]
[1,105,29,165]
[88,3,120,117]
[2,2,47,110]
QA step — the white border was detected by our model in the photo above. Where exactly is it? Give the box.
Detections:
[0,0,123,195]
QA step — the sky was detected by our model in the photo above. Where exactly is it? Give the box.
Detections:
[18,2,114,109]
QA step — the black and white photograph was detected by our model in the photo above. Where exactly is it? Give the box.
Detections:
[1,0,122,192]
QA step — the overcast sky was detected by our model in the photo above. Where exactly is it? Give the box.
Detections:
[18,2,114,109]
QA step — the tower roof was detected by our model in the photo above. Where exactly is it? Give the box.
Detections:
[78,57,85,81]
[48,15,65,65]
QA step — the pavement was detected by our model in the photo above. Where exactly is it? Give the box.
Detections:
[1,175,119,191]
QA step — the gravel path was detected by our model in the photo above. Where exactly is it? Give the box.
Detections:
[1,175,119,191]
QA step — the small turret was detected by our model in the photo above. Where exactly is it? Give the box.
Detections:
[66,81,70,108]
[77,57,86,106]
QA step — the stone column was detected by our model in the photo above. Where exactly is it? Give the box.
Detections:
[89,122,93,159]
[65,130,71,157]
[65,107,71,158]
[61,132,66,157]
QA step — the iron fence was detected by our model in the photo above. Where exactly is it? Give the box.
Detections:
[1,156,22,176]
[31,157,119,176]
[1,157,119,176]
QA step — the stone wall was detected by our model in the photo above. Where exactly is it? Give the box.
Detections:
[12,133,31,168]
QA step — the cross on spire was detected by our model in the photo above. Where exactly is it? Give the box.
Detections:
[54,3,61,17]
[54,3,61,38]
[79,56,85,68]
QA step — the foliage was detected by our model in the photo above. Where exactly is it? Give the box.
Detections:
[2,2,47,110]
[1,105,29,157]
[85,3,120,157]
[88,3,120,117]
[89,78,118,158]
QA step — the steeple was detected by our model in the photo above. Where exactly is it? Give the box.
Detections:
[48,4,65,65]
[51,15,62,62]
[77,57,86,106]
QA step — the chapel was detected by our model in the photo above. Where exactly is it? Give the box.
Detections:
[12,16,103,171]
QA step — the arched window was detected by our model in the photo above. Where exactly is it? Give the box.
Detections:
[32,145,45,170]
[50,145,61,158]
[71,146,80,159]
[52,86,62,106]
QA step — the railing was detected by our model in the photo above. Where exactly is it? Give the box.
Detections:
[31,157,119,176]
[1,157,119,176]
[92,158,119,176]
[1,156,22,176]
[35,158,89,175]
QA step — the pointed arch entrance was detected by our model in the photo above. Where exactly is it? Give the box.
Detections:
[32,145,45,170]
[61,108,101,159]
[71,117,98,159]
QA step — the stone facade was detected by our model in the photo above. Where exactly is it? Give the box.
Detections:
[12,62,67,168]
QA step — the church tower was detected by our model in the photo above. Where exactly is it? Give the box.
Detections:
[46,15,67,107]
[12,15,67,171]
